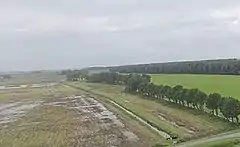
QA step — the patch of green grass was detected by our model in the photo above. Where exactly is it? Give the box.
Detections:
[68,82,235,141]
[151,74,240,100]
[194,138,240,147]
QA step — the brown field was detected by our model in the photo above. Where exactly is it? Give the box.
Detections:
[0,84,166,147]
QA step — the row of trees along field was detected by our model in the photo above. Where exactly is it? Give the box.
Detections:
[109,59,240,75]
[61,70,88,81]
[81,72,240,123]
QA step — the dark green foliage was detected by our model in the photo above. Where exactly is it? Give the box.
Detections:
[109,59,240,75]
[152,143,169,147]
[220,97,240,122]
[172,85,183,103]
[66,72,80,81]
[61,70,89,81]
[88,72,118,84]
[125,74,147,92]
[207,93,222,116]
[195,90,208,110]
[141,74,152,82]
[83,72,240,124]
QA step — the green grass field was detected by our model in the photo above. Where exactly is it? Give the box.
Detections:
[151,74,240,100]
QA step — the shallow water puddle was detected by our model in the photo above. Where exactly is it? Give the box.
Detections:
[0,101,41,124]
[47,96,139,141]
[0,83,57,90]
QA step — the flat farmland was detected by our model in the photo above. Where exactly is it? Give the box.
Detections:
[151,74,240,100]
[68,82,235,143]
[0,71,64,85]
[0,84,163,147]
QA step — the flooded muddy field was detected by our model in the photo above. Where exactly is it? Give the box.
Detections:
[0,101,41,125]
[0,83,57,90]
[46,96,139,146]
[0,92,162,147]
[0,84,165,147]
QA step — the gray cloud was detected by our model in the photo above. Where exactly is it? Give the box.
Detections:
[0,0,240,71]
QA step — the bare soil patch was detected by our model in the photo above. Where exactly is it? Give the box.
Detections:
[46,96,140,147]
[0,101,41,125]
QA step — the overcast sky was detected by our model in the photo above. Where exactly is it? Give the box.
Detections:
[0,0,240,71]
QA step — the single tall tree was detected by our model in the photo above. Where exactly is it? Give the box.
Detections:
[206,93,222,116]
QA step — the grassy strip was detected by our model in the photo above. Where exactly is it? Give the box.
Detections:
[194,138,240,147]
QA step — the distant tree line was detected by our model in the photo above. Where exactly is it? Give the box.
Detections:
[85,72,240,123]
[109,59,240,75]
[61,70,88,81]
